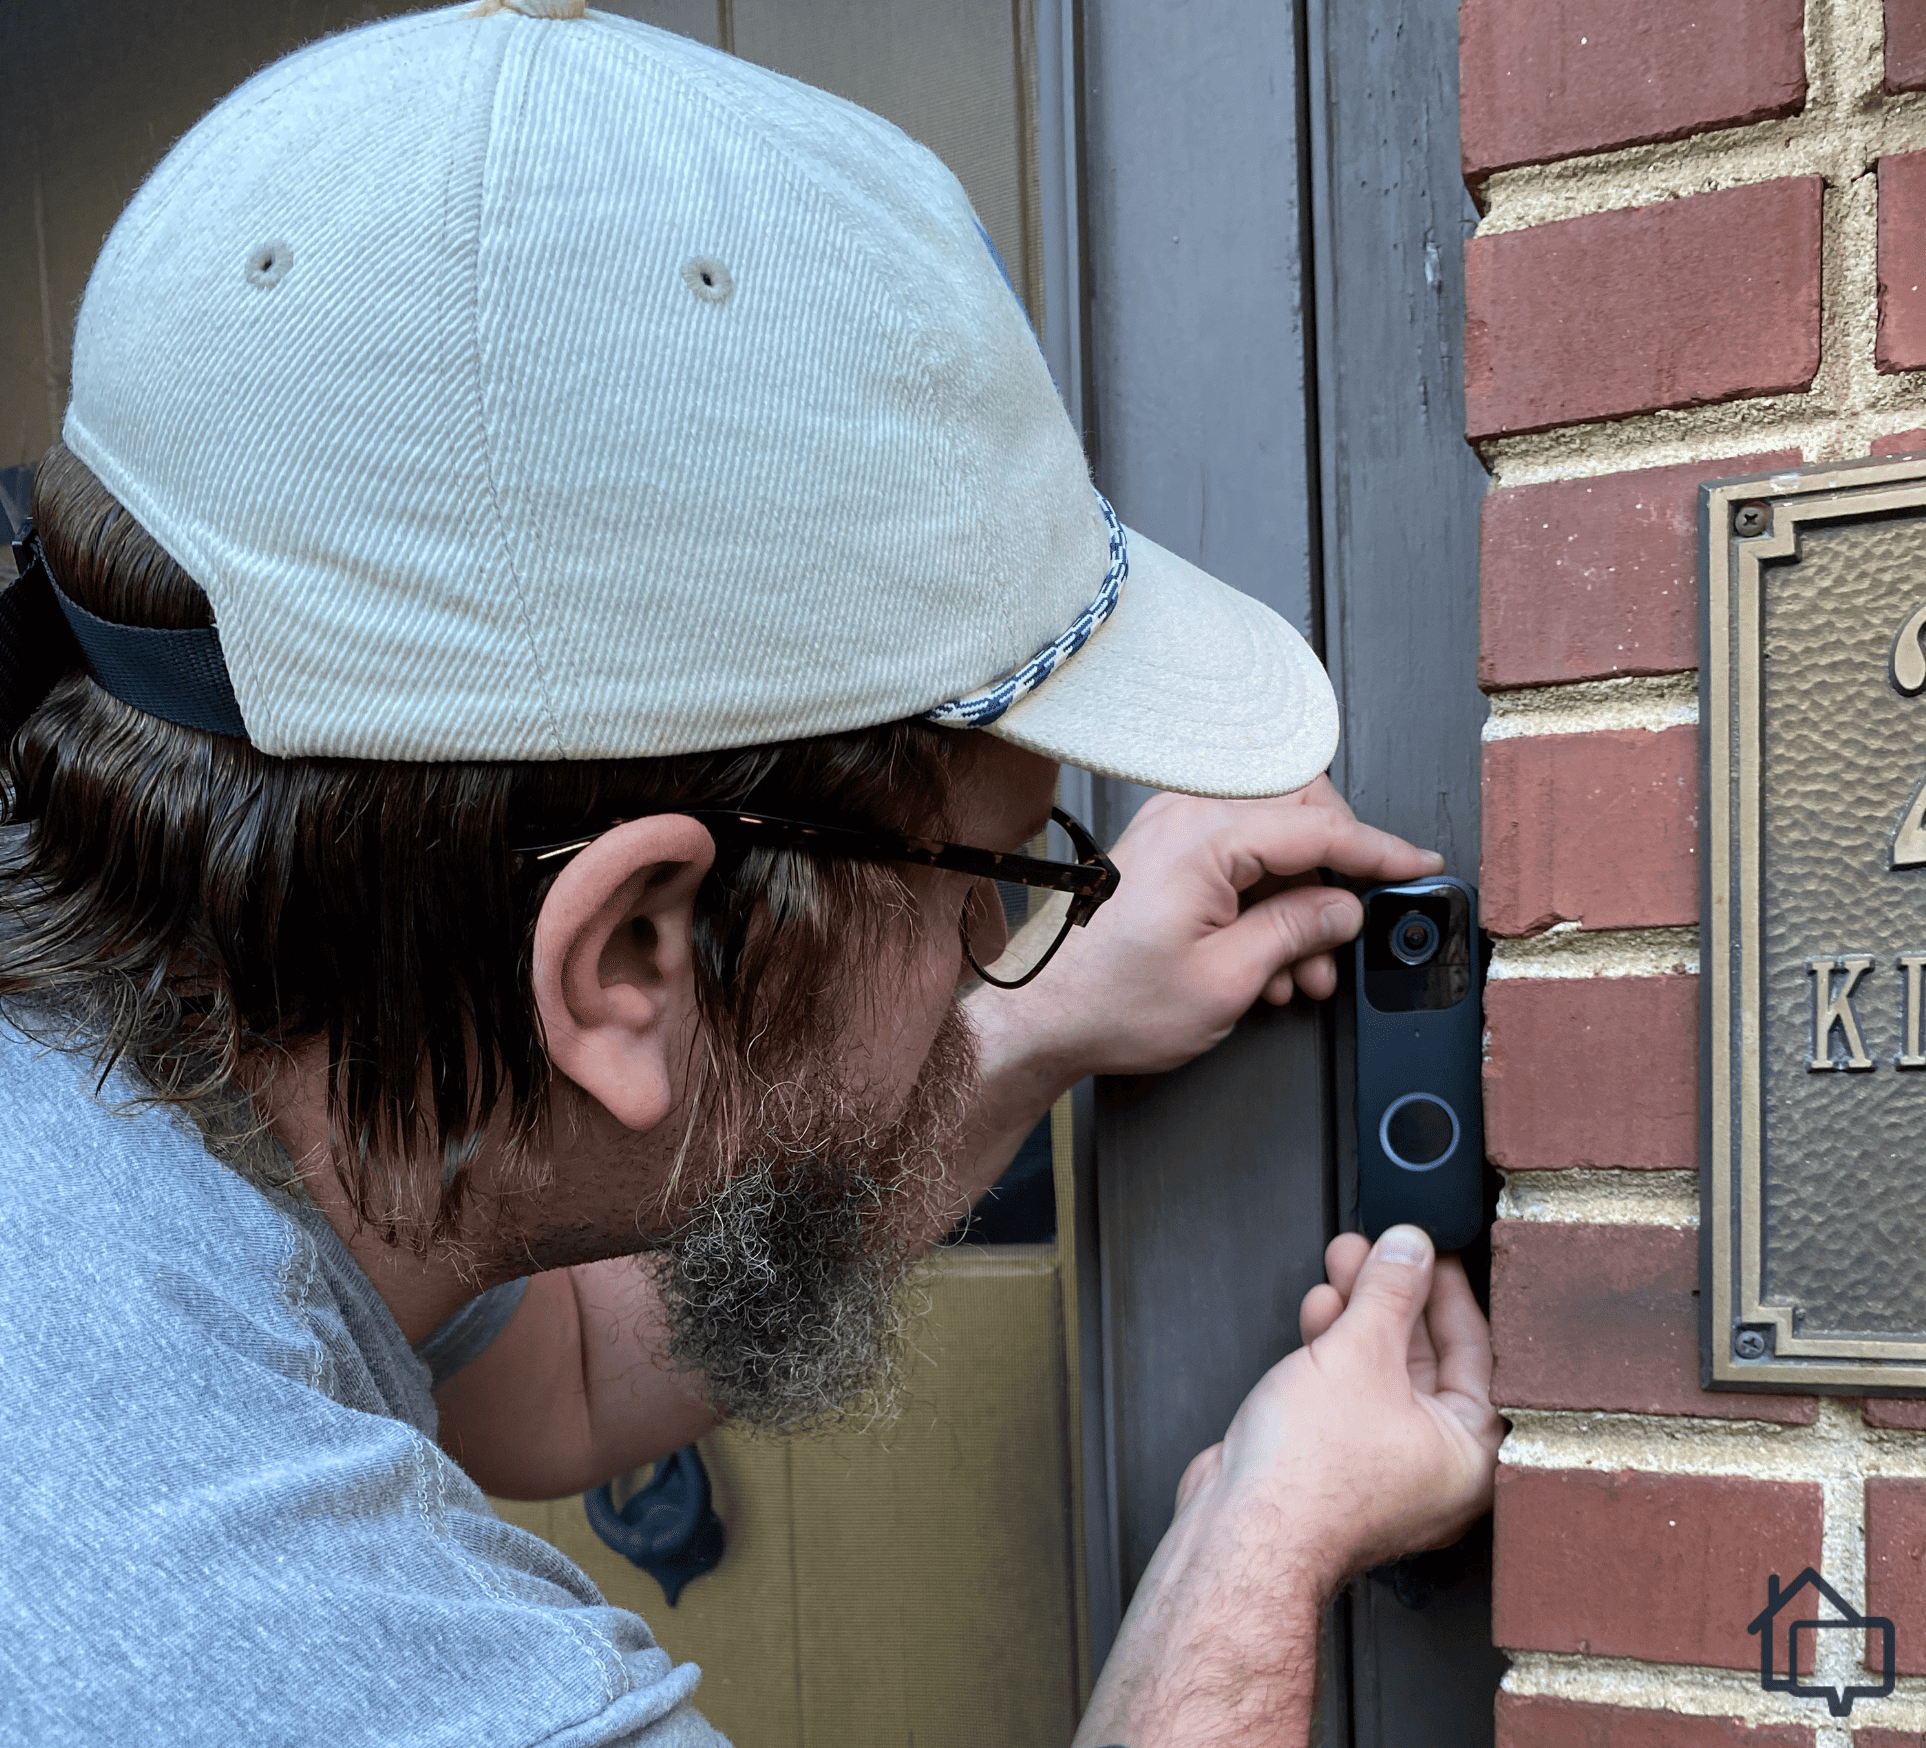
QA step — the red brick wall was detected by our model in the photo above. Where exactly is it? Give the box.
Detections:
[1460,0,1807,177]
[1466,0,1926,1735]
[1465,179,1824,438]
[1498,1695,1813,1748]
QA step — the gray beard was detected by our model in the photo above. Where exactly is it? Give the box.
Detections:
[645,1001,978,1434]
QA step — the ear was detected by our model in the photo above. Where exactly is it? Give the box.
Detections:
[529,816,717,1131]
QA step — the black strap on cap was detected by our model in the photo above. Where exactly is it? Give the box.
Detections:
[3,521,249,743]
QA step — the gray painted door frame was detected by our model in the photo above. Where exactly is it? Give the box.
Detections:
[1052,0,1500,1740]
[1305,0,1506,1738]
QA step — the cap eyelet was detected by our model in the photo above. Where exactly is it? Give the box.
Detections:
[245,242,292,289]
[681,256,734,305]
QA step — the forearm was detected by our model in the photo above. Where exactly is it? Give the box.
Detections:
[1075,1496,1330,1748]
[1076,1231,1503,1745]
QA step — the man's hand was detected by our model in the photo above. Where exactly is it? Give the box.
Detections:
[1074,1226,1504,1748]
[1009,775,1443,1074]
[960,776,1442,1196]
[1182,1227,1503,1574]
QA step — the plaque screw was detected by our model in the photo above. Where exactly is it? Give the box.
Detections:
[1734,1328,1769,1359]
[1733,502,1770,537]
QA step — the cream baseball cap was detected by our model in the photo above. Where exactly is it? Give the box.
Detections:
[57,0,1337,798]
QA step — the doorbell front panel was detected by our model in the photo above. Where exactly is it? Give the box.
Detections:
[1353,877,1483,1251]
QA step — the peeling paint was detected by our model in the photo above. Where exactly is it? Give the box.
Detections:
[1487,924,1699,979]
[1502,1397,1926,1482]
[1503,1648,1926,1739]
[1497,1166,1700,1226]
[1483,673,1700,740]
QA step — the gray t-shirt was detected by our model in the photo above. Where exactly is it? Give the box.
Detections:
[0,1021,726,1746]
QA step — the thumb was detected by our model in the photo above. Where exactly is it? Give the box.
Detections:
[1337,1225,1435,1357]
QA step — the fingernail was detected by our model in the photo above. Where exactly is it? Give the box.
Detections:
[1425,850,1446,870]
[1321,898,1355,930]
[1377,1224,1432,1265]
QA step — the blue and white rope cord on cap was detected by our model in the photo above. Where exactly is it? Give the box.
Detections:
[925,492,1128,730]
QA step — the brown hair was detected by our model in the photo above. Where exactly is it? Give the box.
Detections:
[1,443,969,1241]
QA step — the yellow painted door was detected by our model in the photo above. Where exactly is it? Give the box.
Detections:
[495,1247,1083,1744]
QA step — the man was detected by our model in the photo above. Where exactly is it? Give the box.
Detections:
[0,3,1503,1743]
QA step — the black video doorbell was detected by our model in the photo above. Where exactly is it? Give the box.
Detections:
[1354,877,1483,1251]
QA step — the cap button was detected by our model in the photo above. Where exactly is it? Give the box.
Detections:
[477,0,587,16]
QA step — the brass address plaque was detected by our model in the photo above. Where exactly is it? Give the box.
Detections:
[1704,455,1926,1393]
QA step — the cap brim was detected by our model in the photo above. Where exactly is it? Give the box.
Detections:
[985,527,1339,798]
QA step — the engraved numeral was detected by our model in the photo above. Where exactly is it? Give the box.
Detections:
[1894,601,1926,695]
[1895,779,1926,869]
[1888,602,1926,865]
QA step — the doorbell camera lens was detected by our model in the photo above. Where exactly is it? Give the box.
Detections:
[1389,910,1440,966]
[1356,875,1482,1250]
[1362,885,1469,1010]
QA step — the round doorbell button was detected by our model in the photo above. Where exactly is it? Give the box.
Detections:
[1379,1092,1460,1171]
